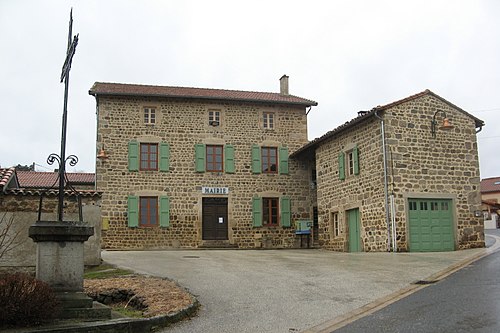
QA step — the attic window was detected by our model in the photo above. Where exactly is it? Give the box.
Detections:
[208,110,220,126]
[144,107,156,125]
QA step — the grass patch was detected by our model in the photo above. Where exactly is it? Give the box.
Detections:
[111,304,144,318]
[84,264,133,279]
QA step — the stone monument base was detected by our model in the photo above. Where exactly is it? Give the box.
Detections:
[29,220,111,320]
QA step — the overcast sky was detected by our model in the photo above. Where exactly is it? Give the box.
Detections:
[0,1,498,178]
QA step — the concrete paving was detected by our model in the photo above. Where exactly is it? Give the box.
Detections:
[102,233,500,333]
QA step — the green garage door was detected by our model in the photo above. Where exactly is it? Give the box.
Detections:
[408,199,454,252]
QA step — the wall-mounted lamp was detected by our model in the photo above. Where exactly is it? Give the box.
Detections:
[97,145,109,161]
[431,110,454,138]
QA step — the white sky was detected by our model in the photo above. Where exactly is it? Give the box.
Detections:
[0,1,499,178]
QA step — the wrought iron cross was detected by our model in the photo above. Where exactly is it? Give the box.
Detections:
[46,9,80,222]
[60,10,79,83]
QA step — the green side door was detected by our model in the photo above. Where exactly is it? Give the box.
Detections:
[408,199,454,252]
[347,208,361,252]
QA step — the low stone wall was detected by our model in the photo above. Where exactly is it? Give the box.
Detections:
[0,193,101,273]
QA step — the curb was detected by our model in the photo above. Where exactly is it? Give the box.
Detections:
[303,235,500,333]
[7,295,200,333]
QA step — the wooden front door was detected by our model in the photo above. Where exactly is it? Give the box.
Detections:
[202,198,228,240]
[347,208,361,252]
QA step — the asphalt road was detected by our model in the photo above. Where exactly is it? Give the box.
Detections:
[334,233,500,333]
[102,245,490,333]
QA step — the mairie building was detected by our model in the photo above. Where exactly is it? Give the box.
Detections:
[89,77,485,252]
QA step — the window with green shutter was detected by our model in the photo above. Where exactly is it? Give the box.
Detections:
[279,147,289,175]
[262,197,279,226]
[139,197,158,227]
[195,144,206,172]
[280,197,291,227]
[127,195,139,227]
[252,197,263,227]
[128,141,139,171]
[251,145,261,174]
[224,144,235,173]
[338,152,345,180]
[140,143,158,170]
[159,196,170,227]
[159,142,170,172]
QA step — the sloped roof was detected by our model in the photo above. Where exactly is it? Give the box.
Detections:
[0,168,18,191]
[16,171,95,188]
[481,177,500,193]
[89,82,318,107]
[291,89,485,159]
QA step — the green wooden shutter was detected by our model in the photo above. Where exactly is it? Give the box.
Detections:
[252,197,262,227]
[127,196,139,228]
[159,142,170,172]
[159,196,170,228]
[338,152,345,180]
[279,147,289,175]
[195,144,206,172]
[225,144,235,174]
[280,196,291,227]
[251,145,261,174]
[353,146,359,175]
[128,141,139,171]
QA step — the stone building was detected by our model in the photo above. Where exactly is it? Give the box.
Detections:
[89,76,318,249]
[292,90,485,252]
[90,81,484,252]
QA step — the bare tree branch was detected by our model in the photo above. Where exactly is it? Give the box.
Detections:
[0,213,23,259]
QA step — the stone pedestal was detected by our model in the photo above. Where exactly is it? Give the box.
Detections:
[29,220,111,320]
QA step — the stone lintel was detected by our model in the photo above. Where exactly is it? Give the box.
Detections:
[29,220,94,242]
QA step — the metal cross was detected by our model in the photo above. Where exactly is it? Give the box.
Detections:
[60,10,79,83]
[56,9,79,221]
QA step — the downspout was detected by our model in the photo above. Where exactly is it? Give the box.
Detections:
[374,110,391,252]
[94,95,99,192]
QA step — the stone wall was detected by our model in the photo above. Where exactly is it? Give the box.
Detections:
[96,96,314,249]
[315,94,483,252]
[385,95,483,250]
[0,193,101,273]
[315,117,386,251]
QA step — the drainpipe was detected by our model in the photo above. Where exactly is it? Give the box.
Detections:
[374,110,391,252]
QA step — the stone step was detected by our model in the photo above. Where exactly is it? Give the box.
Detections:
[199,241,238,249]
[57,292,94,309]
[58,301,112,320]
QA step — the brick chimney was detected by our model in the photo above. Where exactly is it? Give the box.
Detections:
[280,75,289,95]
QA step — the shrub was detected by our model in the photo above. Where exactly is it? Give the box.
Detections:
[0,273,60,327]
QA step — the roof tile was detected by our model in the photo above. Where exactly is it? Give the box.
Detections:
[89,82,318,107]
[481,177,500,193]
[0,168,16,190]
[16,171,95,188]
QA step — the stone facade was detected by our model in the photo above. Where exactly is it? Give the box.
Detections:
[91,82,317,249]
[293,90,485,252]
[0,192,102,273]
